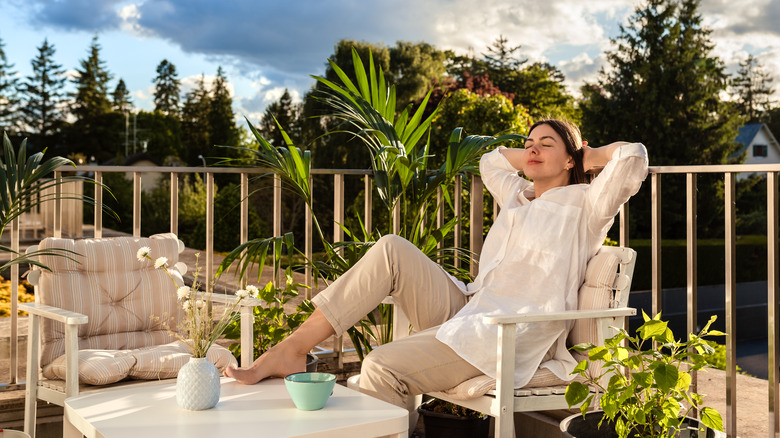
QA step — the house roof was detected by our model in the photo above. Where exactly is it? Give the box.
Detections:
[731,123,780,159]
[735,123,763,146]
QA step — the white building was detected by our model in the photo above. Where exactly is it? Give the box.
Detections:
[733,123,780,180]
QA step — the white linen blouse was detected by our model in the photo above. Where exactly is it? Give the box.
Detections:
[435,142,649,387]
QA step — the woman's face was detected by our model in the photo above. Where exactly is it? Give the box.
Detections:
[522,123,574,184]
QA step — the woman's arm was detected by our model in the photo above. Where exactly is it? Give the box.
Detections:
[582,142,629,171]
[480,147,531,208]
[498,147,526,172]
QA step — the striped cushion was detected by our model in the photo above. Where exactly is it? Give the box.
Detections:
[37,234,184,368]
[569,252,620,377]
[42,342,237,385]
[129,341,237,379]
[440,368,587,400]
[43,349,136,385]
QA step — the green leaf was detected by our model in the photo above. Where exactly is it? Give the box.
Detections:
[653,363,679,393]
[589,346,612,362]
[637,318,669,340]
[700,407,724,432]
[570,342,596,352]
[572,360,589,374]
[565,381,590,407]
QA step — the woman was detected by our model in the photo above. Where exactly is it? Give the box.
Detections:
[226,119,648,409]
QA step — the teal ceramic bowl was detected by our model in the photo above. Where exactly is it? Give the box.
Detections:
[284,372,336,411]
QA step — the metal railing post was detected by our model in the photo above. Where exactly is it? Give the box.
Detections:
[651,173,662,316]
[170,173,179,236]
[768,172,780,436]
[724,172,737,437]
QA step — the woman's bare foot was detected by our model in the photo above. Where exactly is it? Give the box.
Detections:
[224,344,308,384]
[225,308,335,385]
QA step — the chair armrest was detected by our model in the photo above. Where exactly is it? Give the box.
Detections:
[19,303,88,325]
[207,293,264,307]
[202,293,264,367]
[483,307,636,325]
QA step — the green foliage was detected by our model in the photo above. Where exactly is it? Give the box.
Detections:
[72,36,113,122]
[0,37,20,133]
[731,55,776,123]
[112,78,132,112]
[153,59,181,115]
[222,269,314,358]
[579,0,742,239]
[566,312,725,437]
[0,132,113,270]
[430,89,531,166]
[135,110,184,164]
[19,38,67,138]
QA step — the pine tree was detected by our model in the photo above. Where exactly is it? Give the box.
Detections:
[0,36,20,133]
[579,0,742,238]
[732,55,776,123]
[154,59,181,115]
[72,35,113,121]
[20,38,67,137]
[112,78,133,112]
[482,35,527,71]
[258,89,303,146]
[208,66,238,148]
[181,74,211,164]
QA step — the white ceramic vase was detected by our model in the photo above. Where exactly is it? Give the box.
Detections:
[176,356,220,410]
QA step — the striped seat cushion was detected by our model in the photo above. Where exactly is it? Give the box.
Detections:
[42,342,237,385]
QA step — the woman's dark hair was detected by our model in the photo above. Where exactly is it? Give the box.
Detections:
[528,119,587,185]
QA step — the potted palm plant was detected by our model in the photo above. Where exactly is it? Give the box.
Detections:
[563,312,725,438]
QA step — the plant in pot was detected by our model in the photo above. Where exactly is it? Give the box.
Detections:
[564,312,725,438]
[416,397,489,438]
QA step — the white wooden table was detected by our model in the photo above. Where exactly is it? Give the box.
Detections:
[64,377,409,438]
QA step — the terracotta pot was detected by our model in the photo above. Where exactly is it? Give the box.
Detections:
[560,411,726,438]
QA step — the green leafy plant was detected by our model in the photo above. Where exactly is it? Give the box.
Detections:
[565,312,725,438]
[222,269,314,360]
[0,132,115,270]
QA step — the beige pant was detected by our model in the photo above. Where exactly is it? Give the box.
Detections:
[312,234,484,407]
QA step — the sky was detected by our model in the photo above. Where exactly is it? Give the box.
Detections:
[2,0,779,124]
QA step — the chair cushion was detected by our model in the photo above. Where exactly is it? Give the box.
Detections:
[42,342,237,385]
[439,368,586,400]
[43,349,137,386]
[569,251,620,378]
[36,234,185,367]
[569,252,619,347]
[129,341,238,380]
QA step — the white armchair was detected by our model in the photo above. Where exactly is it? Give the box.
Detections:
[20,234,263,438]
